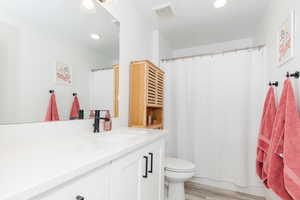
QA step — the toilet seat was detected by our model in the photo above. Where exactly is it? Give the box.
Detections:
[165,157,196,173]
[165,157,196,200]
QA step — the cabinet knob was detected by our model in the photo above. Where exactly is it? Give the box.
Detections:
[76,195,85,200]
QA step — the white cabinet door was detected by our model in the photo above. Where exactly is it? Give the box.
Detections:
[141,140,165,200]
[32,164,111,200]
[110,149,145,200]
[111,139,165,200]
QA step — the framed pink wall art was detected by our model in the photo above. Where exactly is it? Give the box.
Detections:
[56,61,72,85]
[277,11,295,67]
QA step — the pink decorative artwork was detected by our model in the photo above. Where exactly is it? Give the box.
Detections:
[278,11,295,67]
[56,62,72,85]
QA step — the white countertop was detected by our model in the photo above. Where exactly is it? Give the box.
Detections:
[0,127,166,200]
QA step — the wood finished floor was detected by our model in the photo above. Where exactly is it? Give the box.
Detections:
[185,182,266,200]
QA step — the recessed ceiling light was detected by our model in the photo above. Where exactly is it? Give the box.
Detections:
[214,0,227,8]
[91,34,101,40]
[81,0,96,13]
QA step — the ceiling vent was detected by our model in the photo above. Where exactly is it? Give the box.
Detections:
[152,2,175,19]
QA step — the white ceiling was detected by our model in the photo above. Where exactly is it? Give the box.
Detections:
[0,0,119,59]
[133,0,270,49]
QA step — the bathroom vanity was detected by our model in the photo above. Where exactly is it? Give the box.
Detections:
[0,127,166,200]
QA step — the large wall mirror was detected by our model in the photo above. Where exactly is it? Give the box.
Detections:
[0,0,120,124]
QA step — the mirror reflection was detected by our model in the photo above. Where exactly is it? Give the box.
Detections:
[0,0,119,124]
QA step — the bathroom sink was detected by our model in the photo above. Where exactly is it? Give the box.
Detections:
[96,133,144,143]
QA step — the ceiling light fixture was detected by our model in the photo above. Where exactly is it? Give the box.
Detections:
[214,0,227,8]
[81,0,96,13]
[97,0,113,3]
[91,34,101,40]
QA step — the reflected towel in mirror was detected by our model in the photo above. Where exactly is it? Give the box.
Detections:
[45,93,60,121]
[70,96,81,120]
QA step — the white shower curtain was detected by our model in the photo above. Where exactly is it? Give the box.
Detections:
[162,48,267,194]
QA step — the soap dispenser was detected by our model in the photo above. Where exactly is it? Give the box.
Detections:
[104,111,112,131]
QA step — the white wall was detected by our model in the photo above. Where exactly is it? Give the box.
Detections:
[254,0,300,81]
[253,1,300,199]
[101,0,155,126]
[0,22,19,123]
[152,30,173,65]
[172,38,253,58]
[152,30,160,65]
[159,33,173,60]
[156,32,174,157]
[90,69,114,113]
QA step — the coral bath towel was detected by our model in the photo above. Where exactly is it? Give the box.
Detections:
[284,79,300,200]
[70,96,80,120]
[45,93,60,121]
[256,87,276,187]
[267,79,293,200]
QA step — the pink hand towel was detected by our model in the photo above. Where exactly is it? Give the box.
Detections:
[256,87,276,187]
[267,79,293,200]
[70,96,80,120]
[45,93,60,121]
[284,79,300,200]
[256,87,272,181]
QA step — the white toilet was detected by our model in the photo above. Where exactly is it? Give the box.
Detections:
[165,157,196,200]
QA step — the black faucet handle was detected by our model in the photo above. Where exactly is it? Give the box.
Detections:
[95,110,100,117]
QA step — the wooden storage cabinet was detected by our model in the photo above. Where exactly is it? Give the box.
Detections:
[146,63,164,107]
[129,60,165,129]
[156,70,164,106]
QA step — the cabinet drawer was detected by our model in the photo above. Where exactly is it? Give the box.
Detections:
[31,164,110,200]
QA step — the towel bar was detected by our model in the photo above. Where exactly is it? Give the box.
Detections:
[269,81,279,87]
[286,71,300,79]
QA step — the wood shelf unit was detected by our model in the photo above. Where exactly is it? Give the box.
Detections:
[147,124,163,129]
[129,60,165,129]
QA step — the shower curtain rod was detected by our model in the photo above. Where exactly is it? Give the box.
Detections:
[91,67,113,72]
[160,44,266,62]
